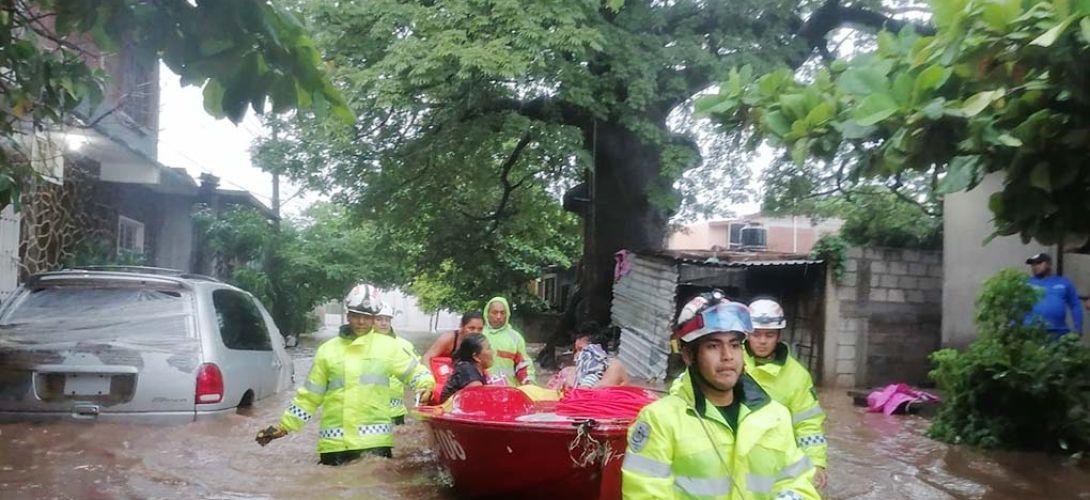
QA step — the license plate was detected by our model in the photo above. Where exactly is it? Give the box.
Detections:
[65,374,111,396]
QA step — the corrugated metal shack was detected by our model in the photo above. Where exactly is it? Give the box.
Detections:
[613,250,826,385]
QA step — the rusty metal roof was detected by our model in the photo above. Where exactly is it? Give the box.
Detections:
[648,249,823,268]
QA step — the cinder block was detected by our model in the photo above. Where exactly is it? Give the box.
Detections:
[920,252,941,264]
[836,359,855,374]
[880,275,899,288]
[907,290,925,303]
[847,247,864,258]
[870,274,880,287]
[925,290,943,303]
[871,261,887,274]
[837,345,856,360]
[865,248,882,259]
[889,262,908,275]
[929,264,944,278]
[908,263,928,276]
[899,276,919,289]
[838,287,857,301]
[887,289,906,303]
[902,250,921,262]
[869,288,889,302]
[842,272,858,285]
[836,374,856,387]
[845,259,859,272]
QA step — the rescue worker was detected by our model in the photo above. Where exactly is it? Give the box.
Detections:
[746,298,828,490]
[375,304,419,425]
[255,284,435,465]
[622,292,818,499]
[481,296,535,385]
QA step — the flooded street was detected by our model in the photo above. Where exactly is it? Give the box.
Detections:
[2,329,1089,499]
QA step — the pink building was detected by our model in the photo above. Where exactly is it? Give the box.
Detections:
[669,214,843,254]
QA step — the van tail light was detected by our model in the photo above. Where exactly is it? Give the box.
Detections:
[195,363,224,404]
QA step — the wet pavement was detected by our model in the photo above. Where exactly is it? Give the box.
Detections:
[2,329,1089,499]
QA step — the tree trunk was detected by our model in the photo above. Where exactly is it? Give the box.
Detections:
[537,120,673,367]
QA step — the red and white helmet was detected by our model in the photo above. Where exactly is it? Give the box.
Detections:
[749,298,786,329]
[345,283,382,315]
[674,290,753,343]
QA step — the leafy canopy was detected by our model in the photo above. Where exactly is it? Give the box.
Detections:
[700,0,1090,246]
[0,0,351,210]
[254,0,827,310]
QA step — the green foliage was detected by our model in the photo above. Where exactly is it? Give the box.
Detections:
[1,0,349,212]
[927,268,1090,452]
[198,202,396,335]
[61,237,147,268]
[809,234,848,282]
[253,0,833,312]
[701,0,1090,246]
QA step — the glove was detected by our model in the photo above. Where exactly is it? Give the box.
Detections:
[255,425,288,447]
[415,390,433,407]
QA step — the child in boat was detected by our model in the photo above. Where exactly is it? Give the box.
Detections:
[439,335,495,403]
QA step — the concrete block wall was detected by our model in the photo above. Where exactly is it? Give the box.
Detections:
[824,246,943,388]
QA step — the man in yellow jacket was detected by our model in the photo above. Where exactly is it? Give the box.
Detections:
[482,296,535,385]
[255,284,435,465]
[375,304,418,425]
[746,298,828,490]
[622,292,819,499]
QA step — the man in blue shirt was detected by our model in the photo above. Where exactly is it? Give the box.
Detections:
[1024,253,1083,339]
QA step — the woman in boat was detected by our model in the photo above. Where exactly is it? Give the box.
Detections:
[422,311,485,367]
[573,330,629,388]
[439,334,495,403]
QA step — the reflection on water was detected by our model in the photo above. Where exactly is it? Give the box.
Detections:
[2,330,1089,499]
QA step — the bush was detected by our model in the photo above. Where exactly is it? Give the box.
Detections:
[927,268,1090,452]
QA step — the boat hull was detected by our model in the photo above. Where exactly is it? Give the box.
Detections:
[425,416,628,499]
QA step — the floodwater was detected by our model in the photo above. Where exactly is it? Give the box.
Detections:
[2,330,1089,499]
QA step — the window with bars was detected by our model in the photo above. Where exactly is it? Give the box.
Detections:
[118,53,154,130]
[117,216,145,255]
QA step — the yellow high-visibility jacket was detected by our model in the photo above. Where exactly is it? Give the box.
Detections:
[744,343,827,469]
[279,330,434,453]
[623,373,819,499]
[385,332,419,420]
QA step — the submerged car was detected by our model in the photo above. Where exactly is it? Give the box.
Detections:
[0,267,293,424]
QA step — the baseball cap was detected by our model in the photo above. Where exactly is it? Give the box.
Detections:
[1025,253,1052,265]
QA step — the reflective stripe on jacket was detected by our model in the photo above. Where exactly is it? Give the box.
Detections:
[745,343,828,469]
[623,373,819,499]
[279,330,435,453]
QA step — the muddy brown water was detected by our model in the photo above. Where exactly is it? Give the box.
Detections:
[2,330,1089,499]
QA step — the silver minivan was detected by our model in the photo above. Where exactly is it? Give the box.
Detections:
[0,268,293,424]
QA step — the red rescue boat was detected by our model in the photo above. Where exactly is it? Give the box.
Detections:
[417,386,657,500]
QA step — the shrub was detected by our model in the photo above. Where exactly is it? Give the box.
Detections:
[927,268,1090,452]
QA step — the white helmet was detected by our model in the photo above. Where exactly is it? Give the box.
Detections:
[674,290,753,343]
[345,283,382,315]
[377,304,394,318]
[749,298,786,329]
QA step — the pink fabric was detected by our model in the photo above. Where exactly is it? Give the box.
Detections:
[866,383,940,415]
[614,250,633,281]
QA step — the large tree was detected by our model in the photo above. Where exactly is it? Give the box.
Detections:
[0,0,350,209]
[257,0,929,340]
